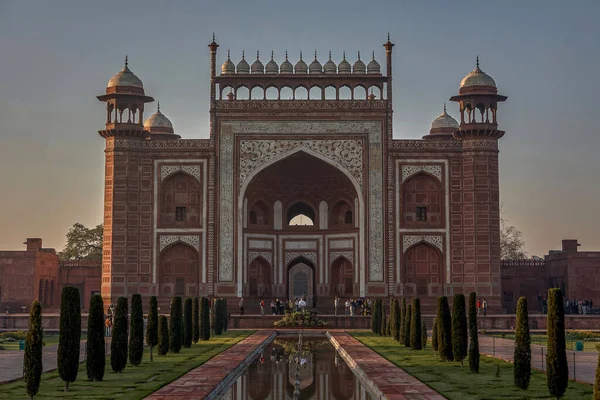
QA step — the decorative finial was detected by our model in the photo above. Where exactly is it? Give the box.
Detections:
[242,50,245,59]
[157,101,160,112]
[443,103,446,113]
[300,51,303,60]
[314,50,317,59]
[476,55,480,69]
[212,32,215,42]
[285,50,288,60]
[125,54,128,67]
[343,51,346,60]
[387,32,390,41]
[256,50,260,59]
[372,51,375,60]
[328,50,332,59]
[227,49,230,59]
[357,51,361,60]
[271,50,274,59]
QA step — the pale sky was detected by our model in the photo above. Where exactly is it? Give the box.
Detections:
[0,0,598,257]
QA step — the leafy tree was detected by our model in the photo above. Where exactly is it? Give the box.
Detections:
[432,318,439,351]
[111,297,128,373]
[169,297,183,353]
[158,315,169,356]
[128,294,143,366]
[500,207,527,259]
[514,297,531,389]
[201,297,211,340]
[58,223,103,261]
[146,296,158,361]
[422,320,427,349]
[410,298,422,350]
[58,287,81,391]
[594,345,600,400]
[86,294,105,381]
[404,304,412,348]
[183,297,193,348]
[192,297,200,344]
[24,300,43,399]
[437,296,453,361]
[452,294,468,366]
[399,298,406,345]
[468,292,480,373]
[392,299,401,342]
[546,288,568,399]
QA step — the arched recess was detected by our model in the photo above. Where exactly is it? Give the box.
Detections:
[38,279,44,304]
[160,172,202,228]
[403,242,443,298]
[280,86,293,100]
[247,256,272,297]
[401,172,443,229]
[220,85,234,100]
[330,257,354,297]
[324,86,336,99]
[265,86,278,100]
[44,279,50,305]
[330,199,353,228]
[309,86,322,100]
[368,85,382,99]
[247,359,272,400]
[354,85,367,100]
[287,201,315,226]
[49,280,55,306]
[251,86,264,100]
[338,86,352,99]
[236,86,249,100]
[159,242,199,297]
[294,86,308,100]
[287,257,316,307]
[248,200,270,228]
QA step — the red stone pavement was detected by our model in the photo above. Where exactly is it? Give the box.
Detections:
[328,332,446,400]
[144,330,275,400]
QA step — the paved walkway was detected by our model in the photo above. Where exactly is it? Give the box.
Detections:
[328,332,445,400]
[480,335,597,384]
[145,331,276,400]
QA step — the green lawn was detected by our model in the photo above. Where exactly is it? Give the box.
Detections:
[351,332,593,400]
[0,330,253,399]
[0,335,77,350]
[490,333,599,352]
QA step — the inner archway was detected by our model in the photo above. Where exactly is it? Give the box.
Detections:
[331,257,354,297]
[159,242,199,297]
[404,243,443,298]
[288,258,315,307]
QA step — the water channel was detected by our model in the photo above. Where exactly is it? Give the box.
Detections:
[216,335,376,400]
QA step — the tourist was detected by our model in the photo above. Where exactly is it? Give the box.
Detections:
[334,296,339,315]
[294,297,299,311]
[482,298,488,316]
[298,297,307,311]
[271,300,276,315]
[344,299,350,315]
[476,298,481,316]
[239,297,244,315]
[260,299,265,316]
[279,300,285,315]
[104,316,112,337]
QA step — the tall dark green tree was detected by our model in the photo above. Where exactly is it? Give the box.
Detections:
[24,300,43,399]
[432,318,439,351]
[437,296,453,361]
[86,294,105,381]
[514,297,531,389]
[222,299,228,331]
[58,287,81,391]
[410,298,422,350]
[404,304,412,347]
[214,299,223,336]
[111,297,128,373]
[201,297,211,340]
[594,345,600,400]
[370,299,380,334]
[183,297,193,348]
[468,292,480,373]
[452,294,468,366]
[421,320,427,349]
[192,297,200,344]
[546,288,568,399]
[129,294,144,366]
[169,297,183,353]
[392,299,401,342]
[158,315,169,356]
[399,298,406,345]
[146,296,158,362]
[380,313,387,337]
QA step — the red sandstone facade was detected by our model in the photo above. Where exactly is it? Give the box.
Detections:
[98,37,507,312]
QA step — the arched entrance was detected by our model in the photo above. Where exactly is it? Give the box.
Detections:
[404,243,443,298]
[159,242,199,297]
[331,257,354,297]
[248,257,272,297]
[288,258,315,307]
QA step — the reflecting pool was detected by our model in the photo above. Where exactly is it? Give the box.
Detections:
[216,335,376,400]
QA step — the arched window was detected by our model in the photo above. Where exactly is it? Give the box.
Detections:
[344,210,352,224]
[330,200,353,227]
[249,210,257,225]
[160,172,202,229]
[401,172,443,229]
[248,201,270,227]
[287,202,315,226]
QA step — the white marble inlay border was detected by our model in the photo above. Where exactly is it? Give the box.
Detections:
[285,251,317,265]
[402,235,444,253]
[247,251,273,264]
[329,251,354,264]
[159,235,201,253]
[160,165,201,182]
[401,165,442,183]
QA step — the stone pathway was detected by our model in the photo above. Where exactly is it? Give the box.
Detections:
[328,332,445,400]
[480,335,597,384]
[145,331,276,400]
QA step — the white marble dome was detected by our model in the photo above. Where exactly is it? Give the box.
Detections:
[338,52,351,74]
[295,52,308,74]
[460,58,496,88]
[353,52,366,74]
[251,51,264,74]
[237,51,250,74]
[323,51,337,74]
[280,51,293,74]
[367,52,380,74]
[430,106,459,130]
[144,104,174,133]
[107,58,143,89]
[309,51,322,74]
[221,50,235,75]
[265,52,279,74]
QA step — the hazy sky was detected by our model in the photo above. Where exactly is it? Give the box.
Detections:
[0,0,598,256]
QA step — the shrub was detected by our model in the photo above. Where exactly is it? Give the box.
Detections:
[201,297,210,340]
[437,296,453,361]
[594,344,600,400]
[222,299,228,331]
[86,294,105,381]
[422,320,427,349]
[371,299,380,334]
[0,331,27,340]
[158,315,169,356]
[110,297,128,373]
[273,310,327,327]
[183,297,193,348]
[404,304,412,347]
[452,294,468,366]
[410,298,422,350]
[58,287,81,391]
[24,300,43,399]
[392,299,401,342]
[146,296,158,361]
[468,292,480,373]
[129,294,144,366]
[214,299,223,336]
[192,297,200,344]
[380,309,387,337]
[514,297,531,389]
[546,288,568,399]
[432,318,439,351]
[169,297,183,353]
[399,298,406,345]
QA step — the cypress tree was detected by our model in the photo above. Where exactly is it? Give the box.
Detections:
[86,294,105,381]
[399,298,406,345]
[387,298,393,336]
[58,287,81,391]
[192,297,200,344]
[110,297,128,373]
[546,288,568,399]
[421,320,427,349]
[24,300,43,399]
[370,299,379,334]
[169,297,183,353]
[452,294,468,366]
[183,297,193,348]
[222,299,228,331]
[214,299,223,336]
[146,296,158,362]
[404,304,412,347]
[432,318,439,351]
[201,297,211,340]
[514,297,531,389]
[129,294,144,366]
[594,345,600,400]
[158,315,169,356]
[468,292,480,373]
[410,298,422,350]
[392,299,401,342]
[380,313,387,337]
[437,296,454,361]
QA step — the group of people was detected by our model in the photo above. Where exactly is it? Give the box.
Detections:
[334,297,372,316]
[475,298,489,316]
[257,297,309,315]
[564,298,593,314]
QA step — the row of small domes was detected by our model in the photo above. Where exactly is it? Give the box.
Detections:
[221,50,380,75]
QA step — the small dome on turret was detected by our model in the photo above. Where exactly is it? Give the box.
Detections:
[144,102,175,135]
[460,56,496,89]
[338,52,351,74]
[424,104,459,140]
[265,51,279,74]
[367,52,380,74]
[309,51,322,74]
[107,56,144,89]
[353,52,366,74]
[251,51,264,74]
[295,52,308,74]
[237,51,250,74]
[221,50,235,75]
[323,51,337,74]
[280,51,293,74]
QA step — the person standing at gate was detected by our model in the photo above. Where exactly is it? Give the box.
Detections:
[239,297,244,315]
[482,298,487,316]
[476,298,481,316]
[260,299,265,316]
[334,296,339,315]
